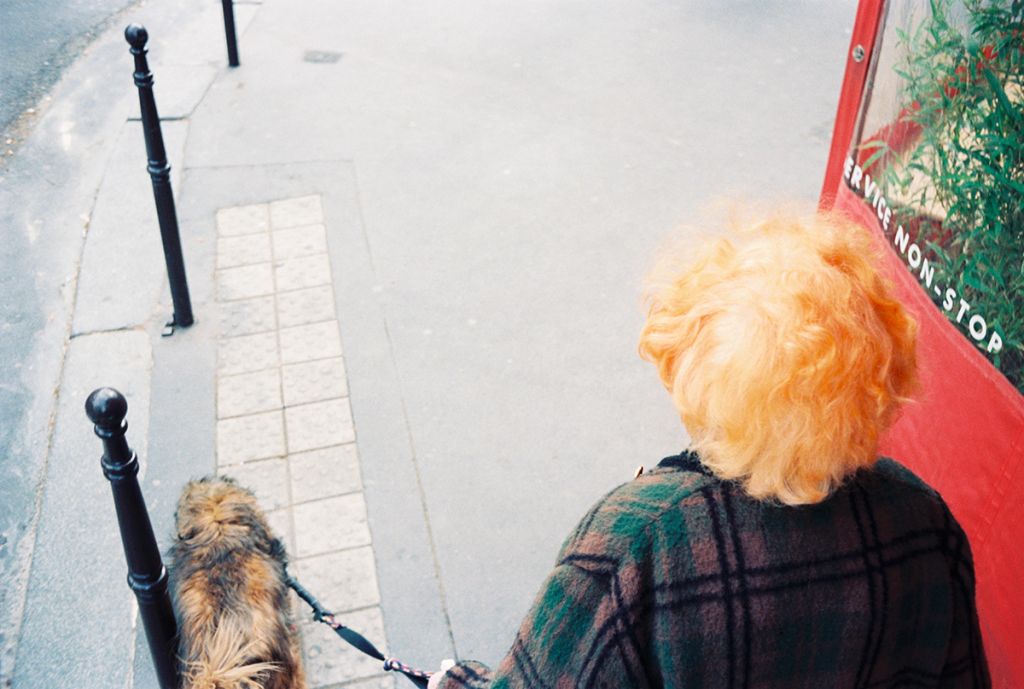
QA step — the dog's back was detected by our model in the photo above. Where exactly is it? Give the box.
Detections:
[169,477,305,689]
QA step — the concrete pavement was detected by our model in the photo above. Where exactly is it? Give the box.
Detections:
[1,1,856,686]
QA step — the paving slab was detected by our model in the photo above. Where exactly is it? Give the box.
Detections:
[218,294,278,336]
[293,495,372,557]
[302,607,390,686]
[217,232,273,268]
[294,546,381,611]
[218,262,276,301]
[217,331,280,374]
[276,285,337,328]
[282,357,348,406]
[289,444,363,503]
[272,223,328,259]
[218,368,283,417]
[279,321,343,364]
[285,398,355,452]
[217,409,287,465]
[217,202,271,236]
[221,457,291,510]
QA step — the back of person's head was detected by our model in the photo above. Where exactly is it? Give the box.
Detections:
[639,211,918,505]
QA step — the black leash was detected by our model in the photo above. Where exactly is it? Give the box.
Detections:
[287,574,432,688]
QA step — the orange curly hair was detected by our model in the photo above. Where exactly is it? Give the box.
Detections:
[639,211,918,505]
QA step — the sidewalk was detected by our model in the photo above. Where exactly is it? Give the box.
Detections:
[0,1,856,687]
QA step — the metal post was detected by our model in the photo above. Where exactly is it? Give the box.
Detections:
[125,25,195,331]
[221,0,240,67]
[86,387,180,689]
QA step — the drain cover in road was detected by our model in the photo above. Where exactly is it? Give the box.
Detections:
[303,50,343,64]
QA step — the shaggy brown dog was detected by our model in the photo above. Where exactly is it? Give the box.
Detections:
[169,477,306,689]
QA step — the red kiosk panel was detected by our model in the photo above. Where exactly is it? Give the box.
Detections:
[822,2,1023,686]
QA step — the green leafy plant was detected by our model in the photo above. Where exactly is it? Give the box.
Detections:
[873,0,1023,391]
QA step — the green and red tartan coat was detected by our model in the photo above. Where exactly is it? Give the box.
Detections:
[437,451,989,689]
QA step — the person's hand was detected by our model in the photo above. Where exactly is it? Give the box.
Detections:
[426,659,456,689]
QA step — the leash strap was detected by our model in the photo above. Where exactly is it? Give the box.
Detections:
[287,575,432,688]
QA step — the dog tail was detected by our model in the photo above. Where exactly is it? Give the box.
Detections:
[184,617,281,689]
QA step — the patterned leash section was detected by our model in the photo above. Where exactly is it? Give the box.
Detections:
[287,574,431,688]
[383,658,433,683]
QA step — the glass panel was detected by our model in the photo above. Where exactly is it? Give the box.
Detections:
[844,0,1023,392]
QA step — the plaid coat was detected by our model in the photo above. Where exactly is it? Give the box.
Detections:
[438,451,989,689]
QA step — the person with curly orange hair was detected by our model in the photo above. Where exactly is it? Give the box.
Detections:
[429,212,989,689]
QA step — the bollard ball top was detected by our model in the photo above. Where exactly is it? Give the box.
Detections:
[85,387,128,429]
[124,24,149,49]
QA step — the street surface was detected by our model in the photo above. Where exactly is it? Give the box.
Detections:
[0,1,857,686]
[0,0,136,136]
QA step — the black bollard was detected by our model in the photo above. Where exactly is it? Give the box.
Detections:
[221,0,240,67]
[86,387,180,689]
[125,25,195,332]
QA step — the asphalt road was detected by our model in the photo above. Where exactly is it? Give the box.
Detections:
[0,0,148,677]
[0,0,138,135]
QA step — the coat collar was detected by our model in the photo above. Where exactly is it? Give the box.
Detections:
[657,449,715,477]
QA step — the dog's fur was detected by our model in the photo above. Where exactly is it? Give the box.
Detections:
[169,477,306,689]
